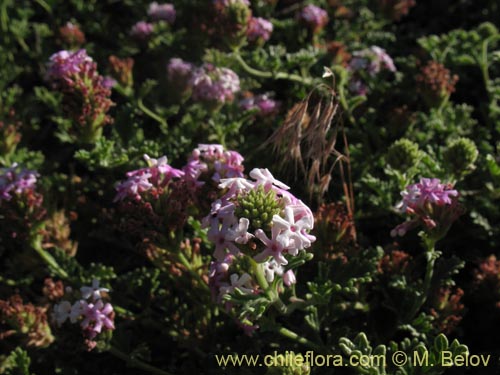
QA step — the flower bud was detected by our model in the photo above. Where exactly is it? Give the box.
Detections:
[416,61,458,108]
[443,138,478,177]
[386,138,420,171]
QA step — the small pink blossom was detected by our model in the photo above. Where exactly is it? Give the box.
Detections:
[148,2,176,23]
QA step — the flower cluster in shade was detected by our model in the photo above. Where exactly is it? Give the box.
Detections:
[46,49,113,136]
[206,168,315,307]
[167,59,240,105]
[0,163,38,202]
[114,144,244,203]
[239,94,280,117]
[247,17,273,43]
[58,22,85,48]
[391,178,462,238]
[214,0,250,5]
[297,5,329,33]
[191,64,240,104]
[148,2,176,23]
[130,2,176,40]
[348,46,396,96]
[53,279,114,348]
[130,21,154,40]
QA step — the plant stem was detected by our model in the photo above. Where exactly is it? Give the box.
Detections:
[137,98,167,127]
[176,251,210,293]
[233,53,314,86]
[406,239,438,321]
[108,346,174,375]
[30,235,68,279]
[276,326,324,352]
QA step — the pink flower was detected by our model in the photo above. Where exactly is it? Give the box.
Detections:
[247,17,273,43]
[254,226,290,266]
[130,21,154,40]
[148,2,176,23]
[114,172,153,202]
[283,270,296,286]
[249,168,290,191]
[190,64,240,104]
[398,178,458,213]
[272,206,314,255]
[240,94,280,116]
[297,5,328,32]
[46,49,92,83]
[80,299,114,337]
[349,46,396,76]
[167,58,194,87]
[392,178,462,238]
[0,164,38,202]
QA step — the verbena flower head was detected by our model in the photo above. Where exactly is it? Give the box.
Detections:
[392,178,462,239]
[167,58,194,81]
[297,5,329,33]
[247,17,273,43]
[114,154,184,202]
[0,163,38,202]
[190,64,240,104]
[46,49,92,83]
[148,2,176,23]
[53,279,114,350]
[204,167,315,264]
[239,94,280,116]
[130,21,154,40]
[206,167,312,334]
[46,49,114,142]
[185,144,244,185]
[349,46,396,76]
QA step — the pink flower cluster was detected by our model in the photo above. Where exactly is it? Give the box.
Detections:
[348,46,396,95]
[114,155,184,202]
[130,3,176,41]
[45,49,113,138]
[185,144,244,183]
[247,17,273,43]
[115,145,244,203]
[53,279,114,347]
[130,21,154,40]
[167,58,194,82]
[349,46,396,76]
[206,168,315,299]
[166,60,240,105]
[391,178,462,238]
[239,94,280,116]
[46,49,93,84]
[297,5,329,32]
[0,164,38,202]
[148,2,176,23]
[190,64,241,104]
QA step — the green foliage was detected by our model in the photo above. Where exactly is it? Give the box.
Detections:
[0,348,33,375]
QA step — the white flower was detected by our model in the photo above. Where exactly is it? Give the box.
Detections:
[249,168,290,190]
[70,300,87,323]
[219,273,254,296]
[226,218,254,244]
[53,300,72,326]
[80,279,109,301]
[263,259,284,282]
